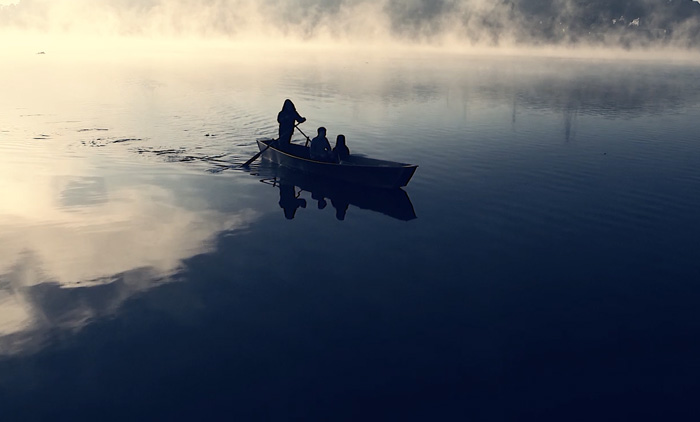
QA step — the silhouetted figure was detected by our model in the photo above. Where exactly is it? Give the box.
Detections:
[278,182,306,219]
[309,127,332,162]
[332,134,350,162]
[277,99,306,149]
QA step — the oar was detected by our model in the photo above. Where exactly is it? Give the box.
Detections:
[296,125,312,147]
[240,123,303,168]
[240,141,272,168]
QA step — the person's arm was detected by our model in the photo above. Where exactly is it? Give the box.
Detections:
[294,109,306,123]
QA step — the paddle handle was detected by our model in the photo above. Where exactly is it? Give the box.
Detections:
[296,125,312,147]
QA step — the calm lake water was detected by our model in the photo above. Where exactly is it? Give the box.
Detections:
[1,47,699,421]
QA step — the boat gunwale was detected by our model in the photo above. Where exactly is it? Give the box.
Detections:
[259,139,417,169]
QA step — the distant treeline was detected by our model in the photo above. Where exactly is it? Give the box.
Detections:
[514,0,700,45]
[383,0,700,46]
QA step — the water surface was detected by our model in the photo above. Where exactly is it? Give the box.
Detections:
[1,48,699,420]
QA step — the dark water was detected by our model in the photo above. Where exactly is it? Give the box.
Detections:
[1,49,699,421]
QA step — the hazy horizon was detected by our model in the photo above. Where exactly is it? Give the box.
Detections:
[2,0,700,57]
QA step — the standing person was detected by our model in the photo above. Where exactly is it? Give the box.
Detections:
[309,127,332,161]
[277,99,306,149]
[332,134,350,162]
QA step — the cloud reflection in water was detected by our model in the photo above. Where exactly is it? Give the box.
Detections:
[0,169,256,355]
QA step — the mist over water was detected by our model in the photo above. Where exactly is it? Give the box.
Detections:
[3,0,700,52]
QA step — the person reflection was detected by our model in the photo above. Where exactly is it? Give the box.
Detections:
[331,196,350,221]
[278,182,306,219]
[277,99,306,150]
[312,191,327,210]
[310,127,333,162]
[332,134,350,162]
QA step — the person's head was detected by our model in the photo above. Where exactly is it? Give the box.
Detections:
[282,99,294,112]
[336,134,346,146]
[317,127,326,136]
[282,198,306,219]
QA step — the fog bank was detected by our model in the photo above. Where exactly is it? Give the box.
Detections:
[2,0,700,49]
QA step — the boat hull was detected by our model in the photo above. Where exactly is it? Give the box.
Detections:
[256,140,417,189]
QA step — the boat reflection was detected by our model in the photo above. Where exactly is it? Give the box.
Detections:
[264,167,417,221]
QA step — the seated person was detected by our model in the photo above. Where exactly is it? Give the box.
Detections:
[309,127,333,161]
[332,134,350,162]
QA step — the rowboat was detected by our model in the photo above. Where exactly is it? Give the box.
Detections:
[255,139,417,189]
